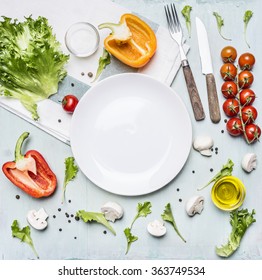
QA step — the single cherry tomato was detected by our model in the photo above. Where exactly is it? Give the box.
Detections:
[238,70,254,89]
[221,81,238,98]
[245,124,261,143]
[226,117,243,136]
[223,99,239,117]
[221,46,237,63]
[220,63,237,81]
[238,53,255,70]
[62,94,79,113]
[241,106,258,124]
[239,89,256,106]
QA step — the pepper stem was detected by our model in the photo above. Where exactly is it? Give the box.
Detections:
[15,132,30,162]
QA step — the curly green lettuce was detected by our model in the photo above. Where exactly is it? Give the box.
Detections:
[216,209,256,257]
[0,16,69,120]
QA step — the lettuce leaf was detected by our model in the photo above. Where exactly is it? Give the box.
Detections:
[0,16,69,120]
[76,210,116,235]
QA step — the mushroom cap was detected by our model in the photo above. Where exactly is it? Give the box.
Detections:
[101,201,124,222]
[147,220,167,237]
[185,195,205,216]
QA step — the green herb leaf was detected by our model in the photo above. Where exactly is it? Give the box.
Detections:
[181,5,192,38]
[125,201,152,254]
[213,12,231,41]
[93,48,111,82]
[62,157,79,203]
[11,220,39,258]
[76,210,116,235]
[243,10,253,48]
[161,203,186,243]
[0,16,69,120]
[198,159,234,191]
[124,227,138,254]
[216,208,256,257]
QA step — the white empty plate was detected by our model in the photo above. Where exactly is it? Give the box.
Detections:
[70,73,192,196]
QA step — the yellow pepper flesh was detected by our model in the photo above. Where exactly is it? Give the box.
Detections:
[99,14,157,68]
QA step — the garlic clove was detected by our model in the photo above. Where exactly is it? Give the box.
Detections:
[101,201,124,222]
[241,153,257,173]
[193,136,214,157]
[185,195,205,217]
[147,220,167,237]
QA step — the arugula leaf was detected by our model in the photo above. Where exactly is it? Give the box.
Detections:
[11,220,39,258]
[161,203,186,243]
[124,227,138,254]
[213,12,231,41]
[216,209,256,257]
[124,201,152,254]
[62,157,78,203]
[243,10,253,48]
[93,48,111,82]
[181,5,192,38]
[198,159,234,191]
[0,16,69,120]
[76,210,116,235]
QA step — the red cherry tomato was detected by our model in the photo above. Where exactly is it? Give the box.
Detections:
[221,46,237,63]
[223,99,239,117]
[238,70,254,89]
[221,81,238,98]
[239,89,256,106]
[241,106,258,124]
[245,124,261,143]
[220,63,237,81]
[62,95,79,113]
[226,117,243,136]
[238,53,255,70]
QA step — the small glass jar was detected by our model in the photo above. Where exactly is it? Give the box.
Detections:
[65,22,100,57]
[211,176,246,211]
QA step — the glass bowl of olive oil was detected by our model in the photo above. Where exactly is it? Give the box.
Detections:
[211,176,246,211]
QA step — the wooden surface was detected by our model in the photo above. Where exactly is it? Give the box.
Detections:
[0,0,261,260]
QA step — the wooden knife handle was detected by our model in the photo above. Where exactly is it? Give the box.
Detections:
[206,73,221,123]
[182,64,205,121]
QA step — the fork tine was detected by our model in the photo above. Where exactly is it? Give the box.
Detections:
[164,5,173,33]
[171,3,180,32]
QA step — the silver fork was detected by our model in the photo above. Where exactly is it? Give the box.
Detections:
[164,3,205,121]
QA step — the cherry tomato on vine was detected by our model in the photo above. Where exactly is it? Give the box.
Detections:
[220,63,237,81]
[238,53,256,70]
[226,117,243,136]
[221,81,238,98]
[239,89,256,106]
[241,106,258,124]
[62,94,79,113]
[238,70,254,89]
[223,99,239,117]
[221,46,237,63]
[245,124,261,143]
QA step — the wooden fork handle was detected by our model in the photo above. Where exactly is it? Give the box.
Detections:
[182,62,205,121]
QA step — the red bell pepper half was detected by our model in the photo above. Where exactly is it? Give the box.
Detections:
[2,132,57,198]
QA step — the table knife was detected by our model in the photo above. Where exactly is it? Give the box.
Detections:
[196,17,221,123]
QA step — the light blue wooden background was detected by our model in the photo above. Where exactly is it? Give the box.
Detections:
[0,0,261,259]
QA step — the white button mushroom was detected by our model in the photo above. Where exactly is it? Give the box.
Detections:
[101,201,124,222]
[27,208,48,230]
[193,135,214,156]
[241,153,257,173]
[185,196,205,217]
[147,220,167,237]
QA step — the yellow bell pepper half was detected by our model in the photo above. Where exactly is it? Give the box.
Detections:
[99,14,157,68]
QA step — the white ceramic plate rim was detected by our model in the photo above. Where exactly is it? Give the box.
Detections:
[70,73,192,196]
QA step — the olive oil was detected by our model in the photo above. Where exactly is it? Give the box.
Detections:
[211,176,246,211]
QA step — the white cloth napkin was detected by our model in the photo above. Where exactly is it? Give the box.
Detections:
[0,0,189,144]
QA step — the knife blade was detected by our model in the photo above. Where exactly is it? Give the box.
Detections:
[196,17,221,123]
